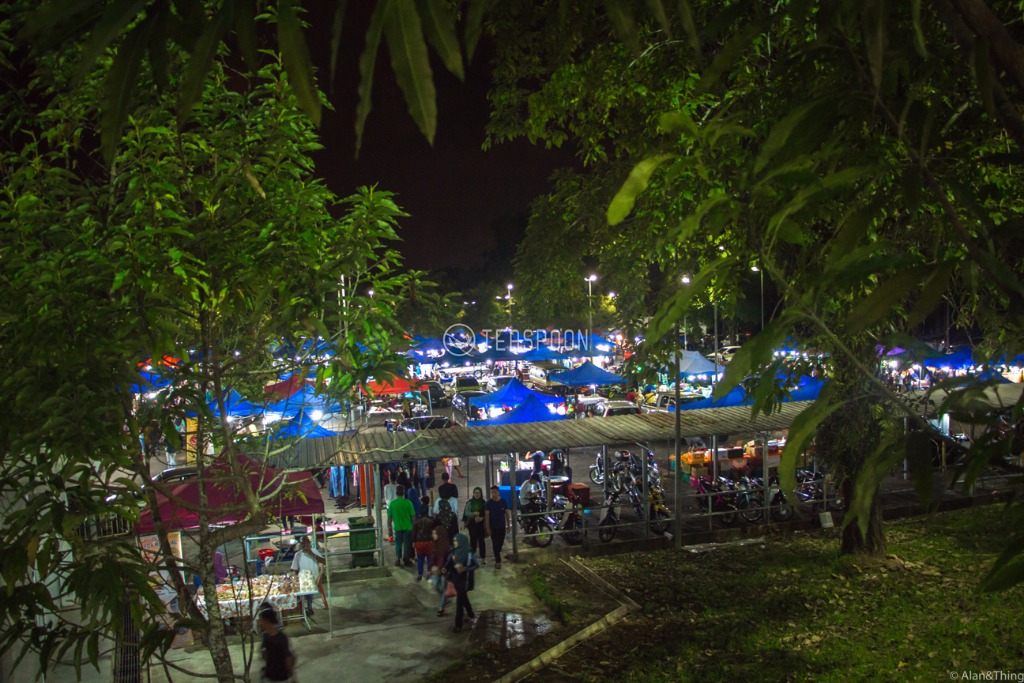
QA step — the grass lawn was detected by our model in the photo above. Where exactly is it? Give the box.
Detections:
[526,504,1024,682]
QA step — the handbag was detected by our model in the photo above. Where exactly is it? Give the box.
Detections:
[444,581,457,598]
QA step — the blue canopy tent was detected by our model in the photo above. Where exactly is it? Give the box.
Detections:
[564,333,615,356]
[263,385,340,418]
[922,347,975,370]
[268,411,339,440]
[468,347,522,364]
[208,389,259,417]
[469,377,563,409]
[675,375,827,410]
[130,369,174,394]
[519,344,571,362]
[411,337,447,353]
[468,394,566,427]
[548,361,626,386]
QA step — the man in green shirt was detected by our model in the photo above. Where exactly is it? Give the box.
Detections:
[388,484,415,566]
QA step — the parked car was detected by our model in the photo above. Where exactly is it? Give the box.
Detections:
[445,375,481,397]
[484,375,515,391]
[593,401,642,417]
[714,346,742,364]
[420,381,449,407]
[640,391,706,414]
[397,415,455,432]
[152,466,200,484]
[452,390,487,420]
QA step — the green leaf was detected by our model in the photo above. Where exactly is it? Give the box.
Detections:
[233,0,261,73]
[646,0,672,38]
[901,165,922,213]
[754,99,829,176]
[696,21,761,95]
[980,535,1024,592]
[605,0,641,55]
[383,0,437,146]
[278,0,322,125]
[906,261,954,329]
[861,0,887,92]
[846,265,930,334]
[329,0,349,87]
[778,384,841,504]
[972,37,996,117]
[675,0,702,66]
[911,0,928,58]
[465,0,493,63]
[607,154,673,225]
[101,15,156,163]
[418,0,464,81]
[177,4,230,127]
[73,0,148,85]
[355,0,390,157]
[657,111,699,138]
[825,198,883,270]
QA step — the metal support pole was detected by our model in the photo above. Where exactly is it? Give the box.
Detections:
[509,453,519,562]
[642,447,650,540]
[762,432,770,526]
[673,322,682,548]
[373,464,384,567]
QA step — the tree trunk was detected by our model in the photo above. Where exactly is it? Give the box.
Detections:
[839,479,886,556]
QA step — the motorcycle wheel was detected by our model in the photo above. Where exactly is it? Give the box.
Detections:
[739,497,764,524]
[532,519,553,547]
[649,508,670,534]
[718,506,738,526]
[562,516,585,545]
[589,467,604,485]
[598,516,617,543]
[771,495,794,522]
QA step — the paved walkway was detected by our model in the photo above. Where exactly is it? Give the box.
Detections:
[34,559,546,683]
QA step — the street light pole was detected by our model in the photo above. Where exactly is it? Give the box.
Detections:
[751,265,764,331]
[585,275,597,362]
[506,283,514,329]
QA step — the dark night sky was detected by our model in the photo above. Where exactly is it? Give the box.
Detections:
[306,11,577,282]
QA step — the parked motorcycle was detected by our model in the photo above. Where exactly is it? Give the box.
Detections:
[735,475,794,523]
[694,476,739,526]
[589,452,605,484]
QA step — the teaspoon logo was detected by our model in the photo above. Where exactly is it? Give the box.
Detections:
[442,324,475,356]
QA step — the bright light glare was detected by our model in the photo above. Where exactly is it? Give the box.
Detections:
[681,275,691,284]
[310,409,323,421]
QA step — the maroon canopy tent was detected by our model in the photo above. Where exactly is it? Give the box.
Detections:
[135,456,323,534]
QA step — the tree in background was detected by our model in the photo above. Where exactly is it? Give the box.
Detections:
[487,0,1024,565]
[0,15,411,682]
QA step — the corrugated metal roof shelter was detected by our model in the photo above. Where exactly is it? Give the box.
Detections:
[273,401,815,469]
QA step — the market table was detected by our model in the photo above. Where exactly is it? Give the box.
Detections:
[195,569,318,630]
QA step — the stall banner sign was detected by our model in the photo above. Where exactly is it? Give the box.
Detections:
[139,531,193,648]
[184,418,198,464]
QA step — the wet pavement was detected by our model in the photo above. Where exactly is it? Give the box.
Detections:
[30,559,551,683]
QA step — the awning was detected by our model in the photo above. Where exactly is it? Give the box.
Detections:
[270,401,815,468]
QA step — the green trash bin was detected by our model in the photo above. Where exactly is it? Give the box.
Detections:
[348,516,377,568]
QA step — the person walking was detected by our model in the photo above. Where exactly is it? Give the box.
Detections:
[388,484,415,567]
[438,471,459,502]
[445,533,475,633]
[291,536,327,614]
[433,498,458,542]
[412,497,435,582]
[257,607,295,682]
[430,526,451,616]
[462,487,487,565]
[484,486,510,568]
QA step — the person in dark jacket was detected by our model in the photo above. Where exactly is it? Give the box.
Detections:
[445,533,476,632]
[433,498,458,542]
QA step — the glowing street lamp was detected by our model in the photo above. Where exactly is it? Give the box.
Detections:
[751,265,764,331]
[585,275,597,361]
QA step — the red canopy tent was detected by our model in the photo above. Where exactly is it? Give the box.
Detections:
[135,456,323,534]
[360,377,426,395]
[263,372,312,402]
